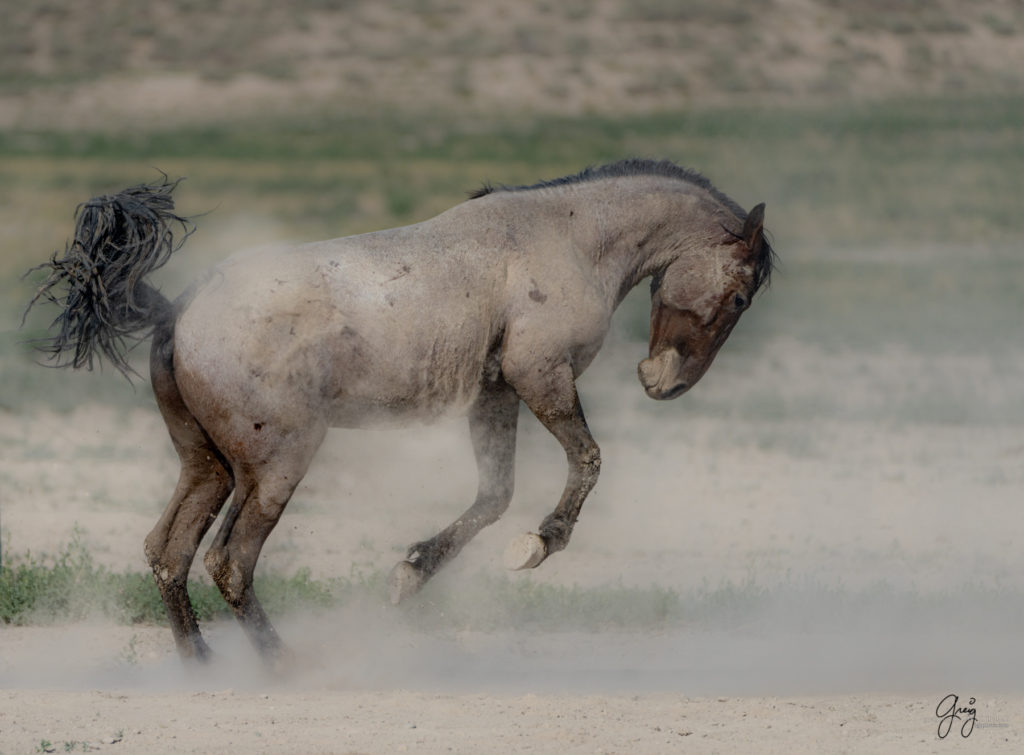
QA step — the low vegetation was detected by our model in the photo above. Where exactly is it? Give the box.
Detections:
[0,531,336,627]
[4,534,1023,635]
[0,532,689,630]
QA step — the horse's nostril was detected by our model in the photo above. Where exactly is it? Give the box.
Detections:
[663,382,688,399]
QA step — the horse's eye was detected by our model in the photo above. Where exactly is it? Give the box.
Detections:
[733,294,748,310]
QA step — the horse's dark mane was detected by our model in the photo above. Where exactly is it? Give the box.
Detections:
[470,158,776,291]
[470,158,746,215]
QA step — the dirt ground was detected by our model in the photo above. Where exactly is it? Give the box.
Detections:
[2,619,1022,753]
[2,330,1023,752]
[3,678,1020,754]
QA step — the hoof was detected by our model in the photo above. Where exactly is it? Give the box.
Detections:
[266,644,301,677]
[177,636,215,666]
[503,533,547,570]
[388,560,424,605]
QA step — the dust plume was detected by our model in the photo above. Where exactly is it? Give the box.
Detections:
[4,286,1023,697]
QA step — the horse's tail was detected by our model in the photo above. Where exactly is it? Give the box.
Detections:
[23,177,194,379]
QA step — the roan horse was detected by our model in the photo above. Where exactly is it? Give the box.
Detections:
[26,159,774,666]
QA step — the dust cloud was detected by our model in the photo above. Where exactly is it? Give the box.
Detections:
[3,578,1022,697]
[4,265,1023,699]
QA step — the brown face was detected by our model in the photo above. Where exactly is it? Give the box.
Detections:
[637,205,765,400]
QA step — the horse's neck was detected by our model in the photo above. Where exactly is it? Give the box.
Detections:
[466,179,727,309]
[560,181,723,307]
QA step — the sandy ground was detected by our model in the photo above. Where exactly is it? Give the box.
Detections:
[2,333,1023,752]
[3,677,1020,754]
[1,621,1022,753]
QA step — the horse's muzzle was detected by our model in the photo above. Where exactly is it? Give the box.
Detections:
[653,381,689,400]
[637,350,691,400]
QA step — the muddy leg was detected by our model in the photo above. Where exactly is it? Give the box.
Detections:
[503,362,600,570]
[146,326,234,663]
[203,431,323,666]
[145,453,233,662]
[389,379,519,604]
[202,483,285,663]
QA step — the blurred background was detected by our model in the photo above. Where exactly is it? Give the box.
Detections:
[3,0,1023,376]
[2,0,1023,693]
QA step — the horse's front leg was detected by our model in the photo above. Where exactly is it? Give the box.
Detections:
[503,360,601,571]
[388,377,519,604]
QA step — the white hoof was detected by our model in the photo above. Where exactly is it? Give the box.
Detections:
[503,533,547,570]
[388,561,424,605]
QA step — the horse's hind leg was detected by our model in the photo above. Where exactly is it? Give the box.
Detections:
[388,378,519,604]
[203,426,325,665]
[145,457,232,661]
[145,327,234,662]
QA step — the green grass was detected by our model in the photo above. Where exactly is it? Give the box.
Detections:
[0,530,153,625]
[0,533,691,631]
[2,95,1021,279]
[5,535,1024,635]
[0,531,343,626]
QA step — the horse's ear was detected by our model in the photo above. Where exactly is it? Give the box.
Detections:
[742,203,765,250]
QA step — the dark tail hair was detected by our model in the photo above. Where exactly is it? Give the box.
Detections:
[23,177,193,379]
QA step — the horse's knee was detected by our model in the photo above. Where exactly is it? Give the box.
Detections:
[475,485,513,526]
[473,463,514,514]
[145,526,190,588]
[577,444,601,489]
[204,545,249,606]
[144,526,167,571]
[204,545,231,591]
[148,561,191,600]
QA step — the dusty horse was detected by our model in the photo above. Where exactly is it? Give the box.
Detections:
[26,159,775,665]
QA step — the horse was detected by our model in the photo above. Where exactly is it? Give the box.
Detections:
[25,159,775,666]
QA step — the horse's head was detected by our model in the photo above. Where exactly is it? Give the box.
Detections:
[638,203,771,400]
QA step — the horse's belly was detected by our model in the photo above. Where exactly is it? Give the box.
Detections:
[321,326,491,428]
[325,376,481,428]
